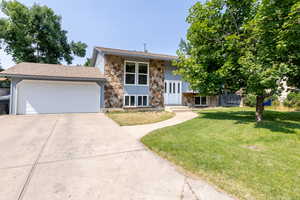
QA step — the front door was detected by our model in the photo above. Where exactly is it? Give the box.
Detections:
[164,80,182,105]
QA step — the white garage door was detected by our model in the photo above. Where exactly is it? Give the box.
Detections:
[17,80,100,114]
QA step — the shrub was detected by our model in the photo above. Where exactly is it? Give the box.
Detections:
[284,92,300,110]
[244,94,279,107]
[244,94,257,107]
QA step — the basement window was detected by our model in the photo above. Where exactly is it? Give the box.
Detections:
[124,95,136,107]
[195,96,207,106]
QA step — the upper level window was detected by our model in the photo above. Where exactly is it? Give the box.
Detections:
[125,62,136,85]
[124,61,149,85]
[138,63,148,85]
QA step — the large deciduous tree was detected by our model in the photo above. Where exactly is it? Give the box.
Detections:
[0,0,87,65]
[175,0,300,121]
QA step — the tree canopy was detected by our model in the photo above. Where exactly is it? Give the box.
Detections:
[0,0,87,65]
[175,0,300,121]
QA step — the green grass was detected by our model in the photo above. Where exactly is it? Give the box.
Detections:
[106,111,175,126]
[142,107,300,200]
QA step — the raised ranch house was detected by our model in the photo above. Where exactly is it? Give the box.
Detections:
[0,46,239,115]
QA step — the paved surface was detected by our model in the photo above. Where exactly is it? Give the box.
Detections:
[0,113,234,200]
[122,111,198,139]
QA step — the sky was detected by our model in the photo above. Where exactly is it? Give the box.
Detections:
[0,0,199,69]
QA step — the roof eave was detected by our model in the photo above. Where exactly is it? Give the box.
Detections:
[0,73,106,82]
[103,51,177,61]
[95,47,177,61]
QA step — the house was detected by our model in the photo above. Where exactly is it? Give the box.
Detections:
[0,46,229,115]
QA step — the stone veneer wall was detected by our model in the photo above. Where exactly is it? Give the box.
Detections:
[149,60,165,108]
[182,93,219,107]
[104,55,124,108]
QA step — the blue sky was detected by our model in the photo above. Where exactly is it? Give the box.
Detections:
[0,0,199,69]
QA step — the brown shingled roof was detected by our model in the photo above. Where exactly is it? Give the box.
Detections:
[96,46,177,60]
[0,62,105,80]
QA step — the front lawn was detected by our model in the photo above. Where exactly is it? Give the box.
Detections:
[106,111,175,126]
[142,107,300,200]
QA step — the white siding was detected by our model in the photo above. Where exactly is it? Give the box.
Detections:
[17,80,100,114]
[95,52,105,73]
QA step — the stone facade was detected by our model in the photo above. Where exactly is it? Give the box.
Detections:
[182,93,219,107]
[104,55,124,108]
[182,93,195,106]
[149,60,165,108]
[103,56,166,109]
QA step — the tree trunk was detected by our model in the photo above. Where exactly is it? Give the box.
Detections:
[256,95,265,122]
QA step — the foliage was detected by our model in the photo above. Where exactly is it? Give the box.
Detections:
[84,57,92,67]
[175,0,300,121]
[142,108,300,200]
[284,92,300,109]
[244,94,256,107]
[0,66,10,88]
[0,0,87,64]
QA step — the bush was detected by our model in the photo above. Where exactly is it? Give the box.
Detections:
[244,94,256,107]
[284,92,300,109]
[244,94,279,107]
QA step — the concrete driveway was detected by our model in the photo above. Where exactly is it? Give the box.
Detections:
[0,113,233,200]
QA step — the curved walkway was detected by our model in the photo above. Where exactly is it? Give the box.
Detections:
[122,111,235,200]
[122,111,198,139]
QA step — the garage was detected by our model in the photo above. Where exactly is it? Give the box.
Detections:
[0,62,105,115]
[17,80,100,114]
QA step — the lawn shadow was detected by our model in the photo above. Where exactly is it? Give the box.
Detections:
[198,110,300,134]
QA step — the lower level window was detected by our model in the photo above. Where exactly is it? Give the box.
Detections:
[195,96,207,106]
[124,95,148,107]
[124,95,135,106]
[137,95,148,107]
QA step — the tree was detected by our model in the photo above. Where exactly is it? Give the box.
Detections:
[84,57,92,67]
[0,0,87,65]
[175,0,300,121]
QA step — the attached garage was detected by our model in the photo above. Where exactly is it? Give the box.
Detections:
[0,62,106,115]
[17,80,100,114]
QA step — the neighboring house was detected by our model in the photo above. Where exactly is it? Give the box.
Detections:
[0,46,239,115]
[0,78,10,114]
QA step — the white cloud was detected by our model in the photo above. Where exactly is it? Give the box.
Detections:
[0,49,15,69]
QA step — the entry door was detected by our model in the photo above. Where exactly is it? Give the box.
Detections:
[164,80,182,105]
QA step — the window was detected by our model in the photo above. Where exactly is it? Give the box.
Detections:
[195,96,207,106]
[124,95,148,107]
[125,62,136,85]
[173,83,176,94]
[138,63,148,85]
[164,82,167,93]
[124,61,149,85]
[178,83,181,93]
[137,95,148,107]
[124,95,136,107]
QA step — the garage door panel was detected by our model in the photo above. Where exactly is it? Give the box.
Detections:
[17,80,100,114]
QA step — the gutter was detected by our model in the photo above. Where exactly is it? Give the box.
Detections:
[0,74,106,82]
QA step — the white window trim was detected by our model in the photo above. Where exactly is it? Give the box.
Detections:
[124,95,136,107]
[137,95,149,107]
[124,61,149,86]
[194,96,208,106]
[123,94,149,107]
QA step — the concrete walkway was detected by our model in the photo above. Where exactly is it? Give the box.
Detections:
[122,111,235,200]
[122,111,198,139]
